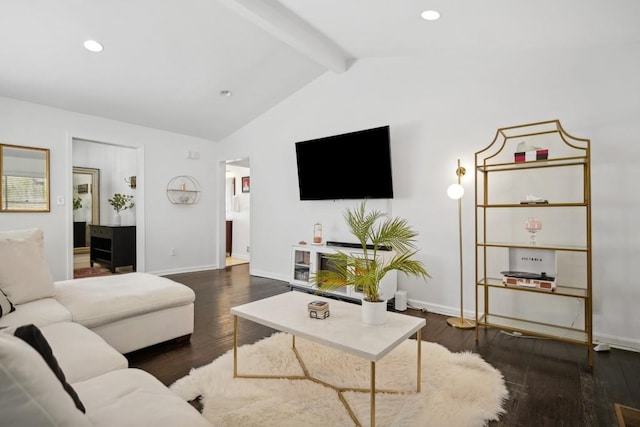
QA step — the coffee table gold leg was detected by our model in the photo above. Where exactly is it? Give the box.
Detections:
[371,361,376,427]
[233,315,238,378]
[417,329,422,392]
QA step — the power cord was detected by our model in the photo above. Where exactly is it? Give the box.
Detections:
[407,303,427,313]
[499,330,546,340]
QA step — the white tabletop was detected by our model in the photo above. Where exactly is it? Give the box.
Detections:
[231,291,425,362]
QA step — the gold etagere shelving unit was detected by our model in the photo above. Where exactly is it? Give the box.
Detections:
[474,120,593,366]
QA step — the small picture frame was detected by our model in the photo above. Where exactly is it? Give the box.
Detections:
[77,184,89,194]
[241,176,250,193]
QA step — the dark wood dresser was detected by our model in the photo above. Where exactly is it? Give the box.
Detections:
[89,225,136,273]
[73,221,86,248]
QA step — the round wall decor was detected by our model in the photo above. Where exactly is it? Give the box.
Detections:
[166,175,201,205]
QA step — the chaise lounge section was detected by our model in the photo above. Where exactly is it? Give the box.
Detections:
[55,272,195,353]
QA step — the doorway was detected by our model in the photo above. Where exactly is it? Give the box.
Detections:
[224,158,250,267]
[72,138,139,278]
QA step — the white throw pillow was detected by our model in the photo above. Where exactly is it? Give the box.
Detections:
[0,228,55,304]
[0,331,92,427]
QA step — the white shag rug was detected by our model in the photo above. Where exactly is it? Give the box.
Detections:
[171,333,508,427]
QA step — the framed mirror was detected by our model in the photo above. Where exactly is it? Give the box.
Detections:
[72,167,100,252]
[0,143,50,212]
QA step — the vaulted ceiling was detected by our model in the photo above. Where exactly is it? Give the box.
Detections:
[1,0,638,141]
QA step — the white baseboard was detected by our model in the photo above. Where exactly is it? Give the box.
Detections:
[249,268,289,283]
[409,298,640,353]
[593,332,640,353]
[407,299,475,319]
[151,264,219,276]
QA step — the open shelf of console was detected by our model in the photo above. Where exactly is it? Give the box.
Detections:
[290,243,397,302]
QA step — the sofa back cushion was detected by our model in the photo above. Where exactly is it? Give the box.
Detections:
[0,228,55,304]
[0,331,92,427]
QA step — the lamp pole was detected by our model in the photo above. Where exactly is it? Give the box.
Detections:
[447,159,475,329]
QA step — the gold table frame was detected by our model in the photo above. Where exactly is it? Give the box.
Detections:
[233,316,422,427]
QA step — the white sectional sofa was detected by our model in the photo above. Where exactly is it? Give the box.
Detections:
[0,228,211,426]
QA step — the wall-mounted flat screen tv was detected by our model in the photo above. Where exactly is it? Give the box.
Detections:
[295,125,393,200]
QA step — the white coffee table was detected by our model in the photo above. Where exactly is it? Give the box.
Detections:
[231,291,426,427]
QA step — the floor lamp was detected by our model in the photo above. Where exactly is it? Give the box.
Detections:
[446,159,475,329]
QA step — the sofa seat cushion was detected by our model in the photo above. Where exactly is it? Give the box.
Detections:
[40,322,128,383]
[74,368,212,427]
[0,297,72,329]
[0,331,92,427]
[55,272,195,328]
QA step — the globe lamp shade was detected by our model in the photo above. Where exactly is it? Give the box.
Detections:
[447,183,464,200]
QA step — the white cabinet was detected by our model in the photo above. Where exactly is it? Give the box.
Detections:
[290,244,398,302]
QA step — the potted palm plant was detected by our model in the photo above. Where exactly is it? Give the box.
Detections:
[313,200,430,324]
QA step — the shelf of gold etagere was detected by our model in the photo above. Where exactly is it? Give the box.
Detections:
[477,314,589,346]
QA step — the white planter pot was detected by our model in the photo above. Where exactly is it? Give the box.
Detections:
[361,299,387,325]
[73,209,85,222]
[112,212,121,226]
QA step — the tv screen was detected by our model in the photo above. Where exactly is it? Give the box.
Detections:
[295,125,394,200]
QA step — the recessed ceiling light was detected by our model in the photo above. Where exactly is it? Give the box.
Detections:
[421,10,441,21]
[220,90,232,97]
[83,39,104,53]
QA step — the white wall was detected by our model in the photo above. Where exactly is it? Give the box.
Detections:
[217,45,640,348]
[0,96,221,279]
[1,43,638,349]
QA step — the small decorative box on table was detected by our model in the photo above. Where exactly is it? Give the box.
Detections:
[307,300,330,319]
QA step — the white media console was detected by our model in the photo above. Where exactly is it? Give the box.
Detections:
[290,243,397,302]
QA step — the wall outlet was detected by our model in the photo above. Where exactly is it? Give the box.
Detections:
[246,246,250,253]
[171,248,177,256]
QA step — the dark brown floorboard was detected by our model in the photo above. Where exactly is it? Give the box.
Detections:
[127,265,640,426]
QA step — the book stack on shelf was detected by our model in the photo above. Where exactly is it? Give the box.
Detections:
[307,300,330,319]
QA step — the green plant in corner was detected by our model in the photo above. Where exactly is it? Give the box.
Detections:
[313,200,431,303]
[73,196,82,210]
[108,193,134,214]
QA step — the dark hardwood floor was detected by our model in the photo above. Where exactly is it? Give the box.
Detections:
[127,265,639,426]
